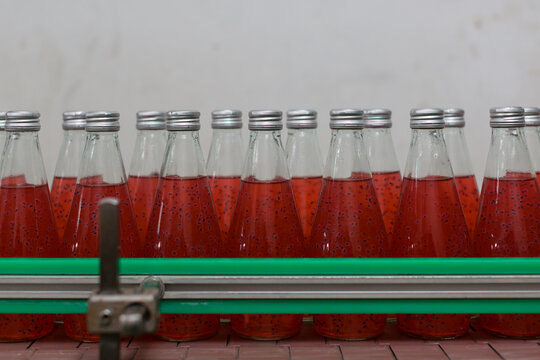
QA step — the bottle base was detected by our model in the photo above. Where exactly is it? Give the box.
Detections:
[317,332,383,341]
[233,330,300,341]
[399,329,467,340]
[482,328,540,340]
[156,331,218,342]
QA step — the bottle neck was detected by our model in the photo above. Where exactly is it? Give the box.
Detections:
[324,129,372,179]
[484,127,535,179]
[443,127,475,177]
[524,126,540,173]
[207,128,244,177]
[404,128,453,179]
[128,129,167,177]
[79,131,127,185]
[0,131,48,186]
[362,127,400,174]
[54,129,87,178]
[242,130,290,181]
[162,130,206,178]
[285,128,323,178]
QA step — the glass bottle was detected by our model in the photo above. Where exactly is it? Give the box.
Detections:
[362,109,402,238]
[144,110,221,341]
[0,112,6,159]
[524,107,540,183]
[285,109,323,239]
[443,108,479,237]
[128,111,167,240]
[0,111,56,341]
[474,107,540,339]
[227,110,304,340]
[50,111,86,239]
[207,109,244,238]
[310,109,388,340]
[63,111,139,342]
[392,108,471,339]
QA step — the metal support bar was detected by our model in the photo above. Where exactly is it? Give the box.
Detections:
[2,275,540,299]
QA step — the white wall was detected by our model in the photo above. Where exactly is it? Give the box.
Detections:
[1,0,539,180]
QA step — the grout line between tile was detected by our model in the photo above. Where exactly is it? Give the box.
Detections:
[487,343,506,360]
[337,344,344,360]
[26,339,37,350]
[387,344,398,360]
[437,344,451,360]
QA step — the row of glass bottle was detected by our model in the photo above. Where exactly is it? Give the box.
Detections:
[0,106,538,343]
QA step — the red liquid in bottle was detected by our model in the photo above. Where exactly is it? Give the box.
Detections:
[0,183,56,341]
[209,176,241,237]
[454,175,479,237]
[536,172,540,183]
[128,175,160,240]
[474,175,540,338]
[291,176,322,238]
[63,181,139,342]
[145,176,221,341]
[50,176,78,239]
[310,175,387,339]
[371,171,402,237]
[228,177,304,340]
[392,176,471,339]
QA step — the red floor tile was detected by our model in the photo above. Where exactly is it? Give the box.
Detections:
[390,343,448,360]
[340,345,395,360]
[184,348,236,360]
[132,348,187,360]
[439,343,501,360]
[489,342,540,360]
[290,346,342,360]
[30,349,85,360]
[239,346,289,360]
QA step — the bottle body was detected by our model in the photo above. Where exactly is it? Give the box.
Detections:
[207,128,244,238]
[0,127,55,341]
[228,126,304,340]
[524,126,540,183]
[444,127,479,237]
[51,129,86,239]
[310,128,388,339]
[362,127,402,238]
[128,129,167,240]
[145,129,221,341]
[63,129,139,342]
[474,126,540,338]
[392,126,471,339]
[286,128,323,239]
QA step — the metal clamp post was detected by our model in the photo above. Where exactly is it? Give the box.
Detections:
[87,198,162,360]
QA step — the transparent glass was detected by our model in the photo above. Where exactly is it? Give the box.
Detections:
[0,131,6,161]
[144,130,221,341]
[50,129,86,239]
[363,127,402,237]
[63,131,139,342]
[444,127,479,237]
[286,128,323,238]
[475,127,540,339]
[392,128,471,339]
[0,131,56,341]
[128,129,167,239]
[525,126,540,183]
[228,130,304,340]
[310,129,387,340]
[207,128,244,237]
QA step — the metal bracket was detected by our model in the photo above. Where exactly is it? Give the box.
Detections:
[86,198,162,360]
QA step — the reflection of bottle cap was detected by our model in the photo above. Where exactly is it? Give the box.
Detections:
[362,108,392,128]
[329,109,363,129]
[523,107,540,127]
[6,111,41,131]
[248,110,282,131]
[136,111,166,130]
[0,112,7,130]
[443,108,465,128]
[211,110,242,129]
[166,110,200,131]
[286,109,317,129]
[85,111,120,132]
[63,111,86,130]
[489,107,525,128]
[410,108,444,129]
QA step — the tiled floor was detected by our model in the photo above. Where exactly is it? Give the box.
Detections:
[2,320,540,359]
